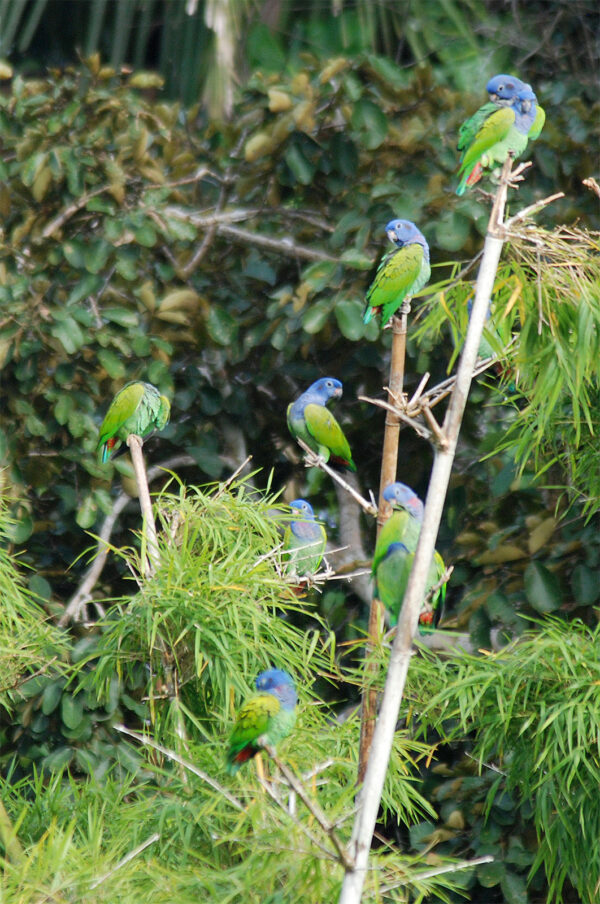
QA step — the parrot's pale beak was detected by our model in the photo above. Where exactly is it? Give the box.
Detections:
[386,229,397,242]
[333,387,342,398]
[488,92,499,102]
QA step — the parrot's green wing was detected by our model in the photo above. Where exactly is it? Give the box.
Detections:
[456,106,517,195]
[364,244,425,325]
[156,395,171,431]
[420,550,447,631]
[528,104,545,141]
[372,509,420,574]
[303,403,356,471]
[284,523,327,576]
[457,101,498,154]
[97,382,146,463]
[226,693,280,774]
[375,544,413,627]
[458,106,515,179]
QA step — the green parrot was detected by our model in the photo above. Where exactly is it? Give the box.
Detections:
[97,381,170,463]
[363,219,431,325]
[457,77,545,195]
[226,669,297,775]
[373,482,447,629]
[283,499,327,577]
[287,377,356,471]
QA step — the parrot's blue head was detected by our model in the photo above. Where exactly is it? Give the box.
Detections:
[516,85,537,112]
[255,669,297,709]
[385,219,427,249]
[307,376,343,402]
[290,499,315,520]
[486,74,524,105]
[382,482,424,521]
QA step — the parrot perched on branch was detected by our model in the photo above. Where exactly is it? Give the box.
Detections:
[97,381,170,463]
[456,75,545,195]
[363,219,431,326]
[283,499,327,578]
[226,669,297,775]
[373,482,447,629]
[287,377,356,471]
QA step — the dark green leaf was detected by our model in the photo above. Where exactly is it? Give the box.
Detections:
[524,562,562,612]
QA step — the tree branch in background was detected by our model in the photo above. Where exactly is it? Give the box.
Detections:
[59,454,195,627]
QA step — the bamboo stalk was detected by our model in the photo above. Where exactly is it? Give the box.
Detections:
[338,158,528,904]
[357,303,410,784]
[0,797,24,864]
[127,434,160,576]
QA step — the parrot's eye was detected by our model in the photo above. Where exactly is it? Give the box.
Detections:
[497,84,504,91]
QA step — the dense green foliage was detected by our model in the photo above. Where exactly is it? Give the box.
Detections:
[408,620,600,902]
[3,481,462,903]
[1,3,599,901]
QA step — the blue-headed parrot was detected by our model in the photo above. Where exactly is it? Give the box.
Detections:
[363,219,431,325]
[287,377,356,471]
[457,76,544,195]
[373,482,447,630]
[226,669,297,774]
[283,499,327,577]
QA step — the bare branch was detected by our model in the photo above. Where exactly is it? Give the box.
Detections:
[379,854,494,895]
[89,833,160,889]
[296,438,377,516]
[263,745,354,870]
[339,156,520,904]
[583,177,600,199]
[257,776,339,863]
[114,724,244,812]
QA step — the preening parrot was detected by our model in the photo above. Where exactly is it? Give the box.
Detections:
[287,377,356,471]
[97,381,171,463]
[226,669,297,775]
[283,499,327,577]
[456,75,544,195]
[363,219,431,325]
[373,482,447,629]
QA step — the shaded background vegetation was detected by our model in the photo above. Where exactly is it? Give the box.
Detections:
[1,1,599,902]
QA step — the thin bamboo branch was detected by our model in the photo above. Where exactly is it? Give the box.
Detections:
[127,434,160,577]
[89,833,160,889]
[114,724,244,811]
[358,395,431,440]
[257,777,339,863]
[264,745,354,870]
[296,438,377,516]
[338,156,535,904]
[378,854,494,895]
[358,302,410,785]
[0,797,24,864]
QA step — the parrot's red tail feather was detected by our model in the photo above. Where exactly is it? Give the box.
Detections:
[233,746,256,765]
[466,162,483,186]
